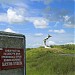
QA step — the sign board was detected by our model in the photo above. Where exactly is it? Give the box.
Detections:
[0,48,3,70]
[0,48,24,70]
[0,32,25,75]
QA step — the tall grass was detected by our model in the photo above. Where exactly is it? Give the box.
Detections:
[26,47,75,75]
[50,44,75,50]
[50,44,75,54]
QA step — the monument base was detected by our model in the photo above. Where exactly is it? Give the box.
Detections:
[44,46,51,48]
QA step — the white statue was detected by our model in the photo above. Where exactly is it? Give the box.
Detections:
[43,34,52,48]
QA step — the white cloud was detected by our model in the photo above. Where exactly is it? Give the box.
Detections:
[63,15,70,22]
[64,24,75,28]
[54,29,65,33]
[4,28,16,33]
[33,19,48,28]
[49,29,65,33]
[35,33,43,36]
[0,7,25,23]
[63,15,75,28]
[49,30,53,32]
[7,8,25,23]
[66,42,75,44]
[48,41,56,45]
[25,17,48,28]
[0,7,48,29]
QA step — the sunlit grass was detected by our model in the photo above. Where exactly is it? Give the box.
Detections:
[26,44,75,75]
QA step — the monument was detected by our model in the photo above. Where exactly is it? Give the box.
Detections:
[43,34,52,48]
[0,31,26,75]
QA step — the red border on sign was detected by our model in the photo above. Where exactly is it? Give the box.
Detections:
[0,48,24,70]
[0,49,3,70]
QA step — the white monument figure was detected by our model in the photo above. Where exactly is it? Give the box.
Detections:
[43,34,52,48]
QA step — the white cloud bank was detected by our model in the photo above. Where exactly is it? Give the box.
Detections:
[0,7,48,29]
[7,8,25,23]
[63,15,75,28]
[33,19,48,28]
[48,41,56,45]
[63,15,70,22]
[35,33,43,36]
[0,7,74,29]
[49,29,65,33]
[4,28,16,33]
[26,17,48,28]
[0,7,25,23]
[54,29,65,33]
[64,24,75,28]
[66,42,75,44]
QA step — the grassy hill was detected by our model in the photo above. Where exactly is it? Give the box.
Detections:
[26,44,75,75]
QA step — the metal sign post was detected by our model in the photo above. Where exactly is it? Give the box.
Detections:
[0,31,26,75]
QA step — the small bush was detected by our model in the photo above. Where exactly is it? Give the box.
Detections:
[26,48,32,51]
[38,46,45,48]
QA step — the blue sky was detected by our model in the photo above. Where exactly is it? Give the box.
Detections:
[0,0,75,48]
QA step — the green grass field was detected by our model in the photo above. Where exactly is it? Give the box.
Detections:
[26,44,75,75]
